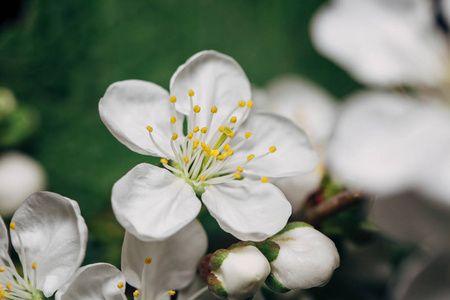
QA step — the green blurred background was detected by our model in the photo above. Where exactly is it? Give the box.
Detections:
[0,1,371,299]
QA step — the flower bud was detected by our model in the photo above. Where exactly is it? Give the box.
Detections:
[208,242,271,300]
[258,222,340,292]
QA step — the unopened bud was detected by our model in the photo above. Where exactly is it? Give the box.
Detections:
[208,242,270,299]
[258,222,340,292]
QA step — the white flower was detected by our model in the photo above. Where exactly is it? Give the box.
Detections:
[55,220,207,300]
[258,222,339,292]
[253,75,339,212]
[328,91,450,204]
[0,152,46,217]
[311,0,448,87]
[99,50,319,242]
[208,243,270,300]
[0,191,88,299]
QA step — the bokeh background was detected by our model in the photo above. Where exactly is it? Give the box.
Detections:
[0,1,404,299]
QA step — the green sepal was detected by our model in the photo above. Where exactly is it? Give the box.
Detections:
[265,273,290,293]
[228,241,256,250]
[207,272,228,299]
[256,240,280,262]
[209,249,230,272]
[271,222,313,239]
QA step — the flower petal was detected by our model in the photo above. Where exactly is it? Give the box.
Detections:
[311,0,446,86]
[227,112,319,178]
[0,217,12,268]
[170,50,251,135]
[121,220,207,299]
[112,163,201,241]
[55,263,126,300]
[99,80,174,157]
[202,180,291,241]
[10,191,88,297]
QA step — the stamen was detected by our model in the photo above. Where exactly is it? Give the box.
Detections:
[32,262,37,270]
[184,157,189,164]
[0,267,5,272]
[245,132,252,139]
[188,90,195,97]
[9,223,15,230]
[187,132,193,139]
[192,140,199,150]
[161,158,168,165]
[145,257,152,264]
[211,150,219,157]
[247,100,254,108]
[193,105,201,113]
[117,282,124,289]
[224,144,230,152]
[230,116,237,123]
[133,290,140,297]
[247,154,255,161]
[170,96,177,103]
[198,175,205,181]
[269,146,277,153]
[227,150,234,156]
[201,127,207,134]
[193,126,199,133]
[218,126,224,132]
[236,167,244,172]
[233,173,241,179]
[172,133,178,140]
[170,116,177,124]
[6,283,11,290]
[261,177,268,183]
[168,290,176,296]
[146,126,153,132]
[211,106,218,113]
[238,100,246,107]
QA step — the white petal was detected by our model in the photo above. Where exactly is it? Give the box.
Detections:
[253,75,338,145]
[121,220,207,299]
[311,0,447,86]
[0,152,46,217]
[112,163,201,241]
[202,180,291,241]
[328,91,431,195]
[170,50,251,134]
[55,263,126,300]
[228,112,319,178]
[11,192,88,297]
[0,217,12,268]
[270,226,340,289]
[99,80,174,157]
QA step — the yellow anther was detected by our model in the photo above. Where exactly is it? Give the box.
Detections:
[9,223,15,230]
[133,290,140,297]
[146,126,153,133]
[236,167,244,173]
[230,116,237,123]
[233,173,241,179]
[247,154,255,161]
[201,127,208,134]
[184,157,189,164]
[32,262,37,270]
[227,150,234,156]
[0,267,5,272]
[227,132,235,138]
[198,175,205,181]
[247,100,254,108]
[187,132,193,139]
[211,150,219,157]
[172,133,178,140]
[6,283,12,290]
[117,282,124,289]
[170,116,177,124]
[211,106,218,113]
[145,257,152,264]
[261,177,269,183]
[193,139,199,150]
[201,142,206,149]
[193,105,201,113]
[204,145,210,152]
[269,146,277,153]
[168,290,176,296]
[245,132,252,139]
[217,154,226,161]
[224,144,230,152]
[238,100,246,107]
[160,158,168,165]
[188,89,195,97]
[170,96,177,103]
[218,126,224,132]
[193,126,199,133]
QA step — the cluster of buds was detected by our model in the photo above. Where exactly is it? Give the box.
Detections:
[207,222,340,299]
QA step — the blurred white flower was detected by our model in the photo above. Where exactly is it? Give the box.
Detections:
[208,243,270,300]
[100,51,319,242]
[328,91,450,204]
[253,75,338,212]
[0,152,46,217]
[56,220,207,300]
[311,0,448,87]
[0,192,88,299]
[258,222,340,292]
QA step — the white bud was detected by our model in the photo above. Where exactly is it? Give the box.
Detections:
[260,222,340,292]
[208,243,270,300]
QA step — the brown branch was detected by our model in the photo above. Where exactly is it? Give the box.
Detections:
[304,190,365,226]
